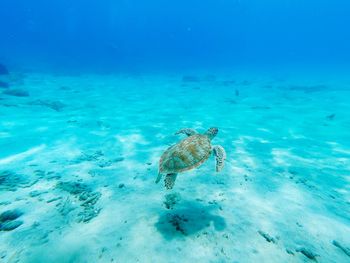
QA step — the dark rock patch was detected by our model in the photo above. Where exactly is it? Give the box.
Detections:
[29,190,47,197]
[97,159,113,168]
[3,89,29,97]
[258,230,277,244]
[114,157,125,162]
[57,181,89,195]
[0,209,23,222]
[0,220,23,231]
[0,170,34,191]
[296,247,318,260]
[73,151,104,163]
[46,196,62,203]
[0,209,24,231]
[332,240,350,257]
[286,249,294,255]
[56,181,101,223]
[73,151,122,168]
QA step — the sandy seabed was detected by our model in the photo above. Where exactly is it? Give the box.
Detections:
[0,70,349,262]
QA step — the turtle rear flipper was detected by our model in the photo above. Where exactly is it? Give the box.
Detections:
[213,145,226,172]
[165,173,177,190]
[155,172,163,184]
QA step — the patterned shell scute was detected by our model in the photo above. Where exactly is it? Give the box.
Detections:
[160,135,212,173]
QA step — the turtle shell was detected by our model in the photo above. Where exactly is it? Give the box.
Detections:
[159,134,212,173]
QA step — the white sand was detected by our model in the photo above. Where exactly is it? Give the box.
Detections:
[0,71,349,262]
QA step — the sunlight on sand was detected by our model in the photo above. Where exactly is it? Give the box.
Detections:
[0,144,46,165]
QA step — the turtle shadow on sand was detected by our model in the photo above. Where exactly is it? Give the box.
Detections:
[155,201,226,239]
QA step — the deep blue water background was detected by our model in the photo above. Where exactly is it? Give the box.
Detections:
[1,0,350,71]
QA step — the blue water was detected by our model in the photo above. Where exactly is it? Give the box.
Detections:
[0,1,350,262]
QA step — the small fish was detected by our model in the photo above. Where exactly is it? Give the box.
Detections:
[326,113,336,120]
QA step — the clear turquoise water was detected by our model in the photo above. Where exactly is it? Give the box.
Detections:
[0,70,349,262]
[1,1,350,262]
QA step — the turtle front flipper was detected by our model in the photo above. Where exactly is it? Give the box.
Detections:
[164,173,178,190]
[213,145,226,172]
[175,128,197,137]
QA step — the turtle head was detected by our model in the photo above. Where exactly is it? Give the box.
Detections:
[205,127,218,140]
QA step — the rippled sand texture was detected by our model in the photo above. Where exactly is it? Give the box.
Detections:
[0,72,349,262]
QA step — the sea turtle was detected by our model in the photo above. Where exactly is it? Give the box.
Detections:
[156,127,226,189]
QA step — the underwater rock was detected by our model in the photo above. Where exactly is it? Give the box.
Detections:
[0,170,32,191]
[258,230,277,244]
[28,99,66,112]
[0,209,23,222]
[57,197,76,217]
[114,157,125,162]
[57,181,89,195]
[286,249,294,255]
[56,181,101,223]
[182,75,200,82]
[0,220,23,231]
[74,151,120,168]
[332,240,350,257]
[118,183,125,188]
[80,192,101,205]
[98,159,113,168]
[164,193,181,210]
[29,190,46,197]
[0,80,9,88]
[0,63,8,75]
[74,151,104,163]
[3,89,29,97]
[0,209,24,231]
[0,251,6,259]
[46,196,62,203]
[296,247,318,260]
[77,207,101,223]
